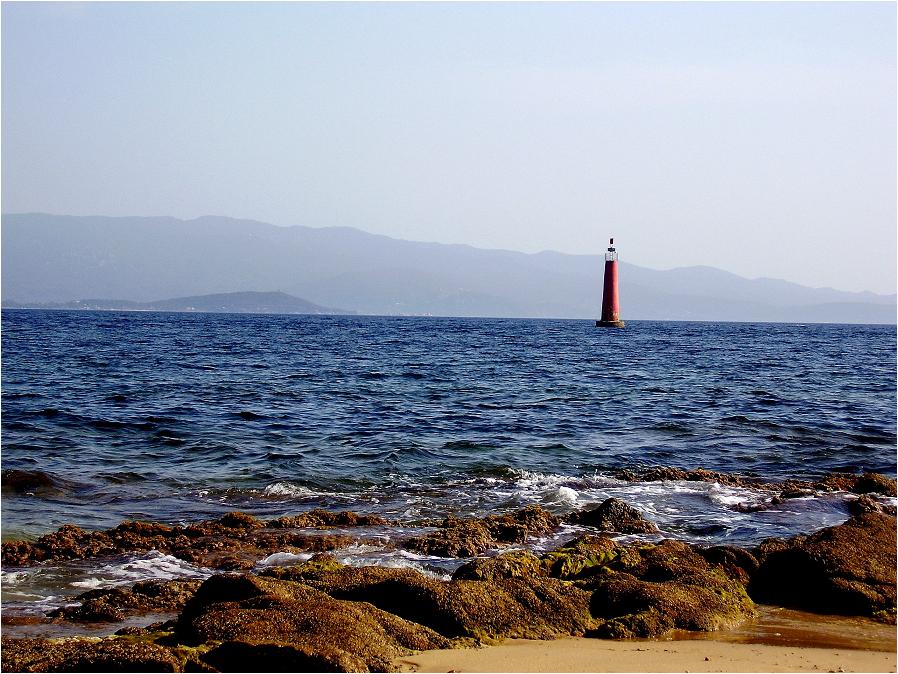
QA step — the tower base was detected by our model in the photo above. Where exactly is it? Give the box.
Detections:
[595,320,625,328]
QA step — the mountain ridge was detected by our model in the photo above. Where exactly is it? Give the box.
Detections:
[2,213,894,323]
[1,291,353,315]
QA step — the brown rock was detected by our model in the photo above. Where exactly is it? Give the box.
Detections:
[846,495,898,517]
[583,539,756,638]
[403,505,559,558]
[816,473,897,497]
[176,573,449,672]
[1,510,371,569]
[49,579,202,623]
[751,512,897,618]
[297,564,594,640]
[451,550,546,582]
[697,545,760,585]
[565,498,659,534]
[0,636,183,672]
[268,510,387,528]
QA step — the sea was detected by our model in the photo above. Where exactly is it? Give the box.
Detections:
[1,309,896,618]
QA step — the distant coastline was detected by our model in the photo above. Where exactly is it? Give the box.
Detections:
[1,291,354,316]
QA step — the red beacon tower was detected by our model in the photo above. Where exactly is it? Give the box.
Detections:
[596,237,625,328]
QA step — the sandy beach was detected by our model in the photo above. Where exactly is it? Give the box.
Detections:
[397,605,897,673]
[396,637,896,673]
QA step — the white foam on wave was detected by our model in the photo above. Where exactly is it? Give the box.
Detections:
[556,486,579,504]
[256,551,314,567]
[69,551,210,590]
[263,482,329,498]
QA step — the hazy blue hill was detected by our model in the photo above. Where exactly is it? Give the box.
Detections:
[2,291,351,315]
[2,213,894,323]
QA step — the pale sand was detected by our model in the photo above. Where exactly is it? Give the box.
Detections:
[395,637,896,673]
[395,607,897,673]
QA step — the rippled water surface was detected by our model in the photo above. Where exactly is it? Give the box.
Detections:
[3,309,894,531]
[1,309,895,615]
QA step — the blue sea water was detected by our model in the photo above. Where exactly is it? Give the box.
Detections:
[1,309,896,612]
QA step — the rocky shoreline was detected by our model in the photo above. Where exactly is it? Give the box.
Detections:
[1,469,895,672]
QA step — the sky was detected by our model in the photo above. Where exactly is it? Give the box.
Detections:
[2,2,895,294]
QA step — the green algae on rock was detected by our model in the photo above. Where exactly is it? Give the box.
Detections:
[582,539,756,638]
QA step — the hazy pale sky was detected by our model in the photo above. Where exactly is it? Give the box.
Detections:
[2,2,895,294]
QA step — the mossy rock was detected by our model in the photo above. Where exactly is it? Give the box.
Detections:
[452,550,546,581]
[541,535,621,580]
[260,552,345,581]
[175,573,449,672]
[300,564,595,640]
[582,539,756,638]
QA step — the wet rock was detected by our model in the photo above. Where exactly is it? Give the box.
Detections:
[176,573,449,672]
[451,550,546,582]
[846,494,897,517]
[298,564,595,640]
[268,510,388,528]
[815,472,897,497]
[697,545,760,585]
[778,488,816,500]
[403,505,559,557]
[1,511,363,569]
[0,636,184,672]
[405,518,493,557]
[615,467,755,488]
[751,512,897,619]
[49,579,202,623]
[582,539,756,639]
[260,552,346,581]
[215,512,264,529]
[565,498,659,534]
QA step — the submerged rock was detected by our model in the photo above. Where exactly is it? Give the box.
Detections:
[403,505,559,557]
[565,498,659,534]
[1,469,62,496]
[751,512,897,619]
[176,573,449,672]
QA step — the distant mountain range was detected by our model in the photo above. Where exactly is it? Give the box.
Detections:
[2,291,351,315]
[2,213,895,323]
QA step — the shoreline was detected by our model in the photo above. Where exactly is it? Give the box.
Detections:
[1,474,894,672]
[395,635,897,673]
